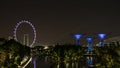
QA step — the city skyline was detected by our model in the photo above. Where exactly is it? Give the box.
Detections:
[0,0,120,44]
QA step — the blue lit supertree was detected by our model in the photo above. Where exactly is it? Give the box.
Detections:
[86,37,93,53]
[74,34,82,46]
[97,33,106,47]
[86,37,93,66]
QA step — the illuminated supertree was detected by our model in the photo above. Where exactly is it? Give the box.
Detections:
[86,37,93,53]
[74,34,82,46]
[97,33,106,47]
[86,37,93,66]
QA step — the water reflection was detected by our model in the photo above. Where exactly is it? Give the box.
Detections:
[26,56,89,68]
[33,57,36,68]
[50,62,87,68]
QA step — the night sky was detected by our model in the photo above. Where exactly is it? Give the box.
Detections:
[0,0,120,45]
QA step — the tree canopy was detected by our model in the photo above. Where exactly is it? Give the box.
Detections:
[0,38,31,68]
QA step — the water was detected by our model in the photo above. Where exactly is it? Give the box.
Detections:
[26,56,88,68]
[26,56,51,68]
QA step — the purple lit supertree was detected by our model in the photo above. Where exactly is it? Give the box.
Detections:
[74,34,82,46]
[13,20,36,47]
[97,33,106,47]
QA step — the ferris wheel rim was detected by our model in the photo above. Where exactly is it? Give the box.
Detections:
[13,20,36,47]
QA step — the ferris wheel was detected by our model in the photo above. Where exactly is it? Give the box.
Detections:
[13,20,36,47]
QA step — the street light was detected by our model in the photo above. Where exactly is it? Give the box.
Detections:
[97,34,106,47]
[74,34,82,46]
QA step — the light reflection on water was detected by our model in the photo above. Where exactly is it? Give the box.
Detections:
[26,56,90,68]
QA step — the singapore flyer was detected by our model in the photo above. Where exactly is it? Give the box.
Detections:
[13,20,36,47]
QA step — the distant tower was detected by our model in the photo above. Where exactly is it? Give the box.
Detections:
[23,34,29,46]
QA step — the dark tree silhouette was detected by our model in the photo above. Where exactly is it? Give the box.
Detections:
[0,38,31,68]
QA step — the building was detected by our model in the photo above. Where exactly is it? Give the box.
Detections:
[23,34,29,46]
